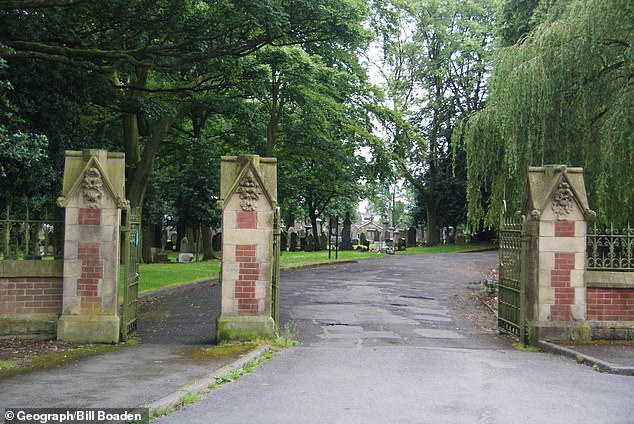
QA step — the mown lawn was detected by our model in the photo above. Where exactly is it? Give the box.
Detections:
[126,242,495,297]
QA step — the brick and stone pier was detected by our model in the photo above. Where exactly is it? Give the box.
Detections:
[56,150,127,343]
[216,155,277,341]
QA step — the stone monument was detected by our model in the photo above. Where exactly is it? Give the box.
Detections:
[340,213,354,250]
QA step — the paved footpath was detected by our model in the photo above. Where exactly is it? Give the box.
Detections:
[157,252,634,424]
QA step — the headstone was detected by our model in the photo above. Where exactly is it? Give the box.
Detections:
[381,216,389,241]
[455,227,465,244]
[280,230,288,252]
[359,232,368,249]
[155,248,170,263]
[340,213,353,250]
[320,233,328,251]
[289,231,298,252]
[407,227,417,247]
[180,235,190,253]
[212,232,222,252]
[178,253,194,262]
[161,230,167,249]
[305,233,315,252]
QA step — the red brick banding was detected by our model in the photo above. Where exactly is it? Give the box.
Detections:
[77,241,103,313]
[587,288,634,321]
[79,208,101,225]
[0,277,63,314]
[236,211,257,229]
[235,244,259,315]
[550,252,576,321]
[554,220,575,237]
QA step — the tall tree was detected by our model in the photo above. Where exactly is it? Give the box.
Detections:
[0,0,369,212]
[462,0,634,228]
[369,0,495,244]
[276,51,371,249]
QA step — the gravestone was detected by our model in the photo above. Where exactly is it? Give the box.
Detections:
[289,230,298,252]
[305,233,315,252]
[407,227,417,247]
[180,235,189,253]
[381,217,389,241]
[280,230,288,252]
[359,232,368,249]
[339,213,353,250]
[212,232,222,252]
[320,233,328,251]
[216,155,277,342]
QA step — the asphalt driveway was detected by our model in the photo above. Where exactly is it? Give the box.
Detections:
[157,251,634,424]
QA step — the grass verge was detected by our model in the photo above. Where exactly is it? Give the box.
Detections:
[130,242,495,296]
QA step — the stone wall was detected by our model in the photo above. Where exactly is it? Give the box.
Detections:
[0,260,63,338]
[585,271,634,338]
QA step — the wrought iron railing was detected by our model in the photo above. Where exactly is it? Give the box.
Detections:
[0,205,64,260]
[587,226,634,271]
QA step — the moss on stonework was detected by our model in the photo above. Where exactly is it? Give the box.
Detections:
[181,343,257,361]
[216,316,275,343]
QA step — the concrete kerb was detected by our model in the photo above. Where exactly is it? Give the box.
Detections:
[146,344,272,416]
[539,341,634,376]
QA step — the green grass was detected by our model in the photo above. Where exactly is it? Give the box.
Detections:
[122,242,495,298]
[0,359,17,370]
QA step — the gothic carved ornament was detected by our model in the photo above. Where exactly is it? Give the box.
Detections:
[551,181,574,218]
[237,171,261,211]
[82,167,104,208]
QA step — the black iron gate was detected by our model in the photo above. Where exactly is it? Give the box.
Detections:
[121,207,140,341]
[498,214,527,344]
[271,207,281,327]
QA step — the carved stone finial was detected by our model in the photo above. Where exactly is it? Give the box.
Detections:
[82,167,104,208]
[552,181,574,218]
[238,171,260,211]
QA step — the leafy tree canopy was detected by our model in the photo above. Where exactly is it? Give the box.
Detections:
[462,0,634,228]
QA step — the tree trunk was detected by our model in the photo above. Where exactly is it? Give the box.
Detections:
[201,225,217,260]
[265,69,282,157]
[141,223,155,263]
[426,205,440,246]
[309,213,322,251]
[126,108,180,211]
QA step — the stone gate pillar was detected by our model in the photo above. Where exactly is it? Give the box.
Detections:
[216,155,277,342]
[56,150,127,343]
[524,165,595,341]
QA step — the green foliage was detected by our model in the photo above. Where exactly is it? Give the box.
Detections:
[208,350,275,389]
[462,0,634,228]
[179,392,200,407]
[368,0,496,243]
[0,0,373,216]
[496,0,542,46]
[0,359,17,369]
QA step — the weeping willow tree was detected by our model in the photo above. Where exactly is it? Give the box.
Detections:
[461,0,634,228]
